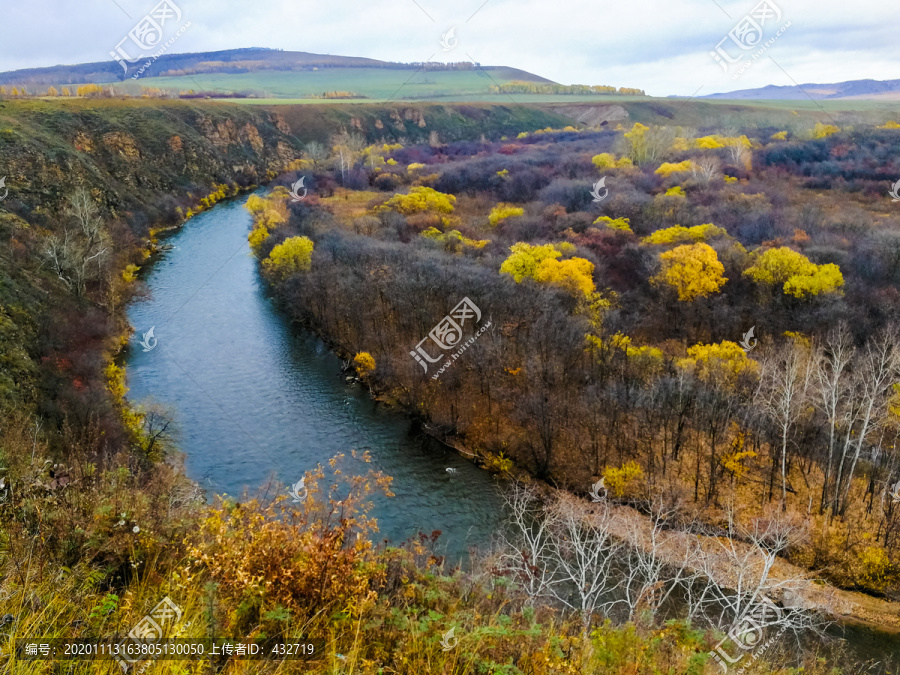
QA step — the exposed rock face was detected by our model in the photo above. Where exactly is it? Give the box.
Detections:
[240,123,264,153]
[271,113,291,135]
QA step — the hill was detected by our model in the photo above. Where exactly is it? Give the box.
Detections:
[0,47,553,92]
[703,77,900,100]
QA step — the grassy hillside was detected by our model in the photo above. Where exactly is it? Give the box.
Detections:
[107,67,558,100]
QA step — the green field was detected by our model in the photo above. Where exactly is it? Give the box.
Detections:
[107,67,548,100]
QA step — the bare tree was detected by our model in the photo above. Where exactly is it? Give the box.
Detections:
[813,324,855,513]
[835,328,900,515]
[544,494,624,630]
[44,187,111,296]
[691,156,721,185]
[697,510,827,671]
[495,482,558,605]
[303,140,329,172]
[330,132,366,185]
[757,339,814,508]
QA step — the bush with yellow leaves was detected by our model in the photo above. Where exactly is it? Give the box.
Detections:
[652,243,727,301]
[594,216,633,233]
[488,203,525,227]
[743,246,843,298]
[655,160,698,177]
[190,454,393,628]
[262,235,314,279]
[602,461,644,497]
[378,186,456,215]
[354,352,376,378]
[642,223,727,246]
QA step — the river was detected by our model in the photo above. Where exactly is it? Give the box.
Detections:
[124,192,900,670]
[125,191,504,562]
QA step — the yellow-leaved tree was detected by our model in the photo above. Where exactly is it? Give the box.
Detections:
[743,246,844,298]
[421,227,488,251]
[642,223,727,245]
[500,243,595,297]
[677,341,758,389]
[652,243,727,301]
[499,243,562,282]
[534,257,596,297]
[591,153,633,170]
[378,186,456,215]
[488,203,525,227]
[353,352,376,378]
[655,160,699,177]
[246,188,289,251]
[262,236,314,279]
[594,216,633,233]
[813,123,840,139]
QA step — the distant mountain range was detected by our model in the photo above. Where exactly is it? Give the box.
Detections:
[0,47,552,87]
[703,78,900,100]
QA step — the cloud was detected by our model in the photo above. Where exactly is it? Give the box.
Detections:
[0,0,898,95]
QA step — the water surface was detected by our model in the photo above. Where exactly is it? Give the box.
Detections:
[126,193,503,561]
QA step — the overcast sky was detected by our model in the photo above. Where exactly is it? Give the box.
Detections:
[0,0,898,96]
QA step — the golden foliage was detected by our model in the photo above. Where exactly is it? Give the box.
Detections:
[354,352,376,377]
[591,153,633,170]
[602,461,644,497]
[677,341,758,387]
[655,160,698,177]
[500,242,562,282]
[190,455,392,620]
[262,236,314,279]
[743,247,843,298]
[378,186,456,215]
[500,243,595,297]
[421,227,489,251]
[652,243,727,301]
[813,123,840,139]
[594,216,632,233]
[642,223,726,245]
[534,256,596,297]
[489,203,525,227]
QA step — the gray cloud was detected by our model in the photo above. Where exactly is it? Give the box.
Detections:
[0,0,898,95]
